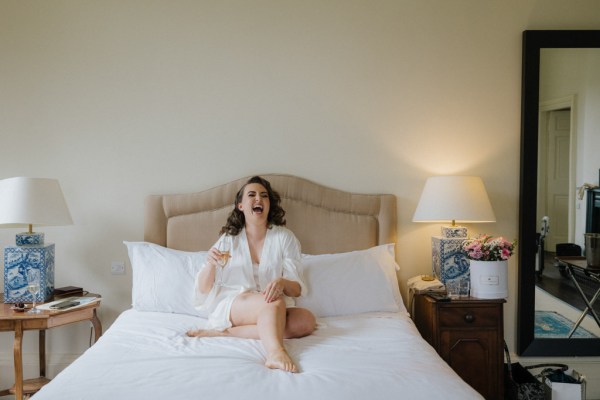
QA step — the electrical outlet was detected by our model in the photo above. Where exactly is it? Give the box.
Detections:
[111,261,126,275]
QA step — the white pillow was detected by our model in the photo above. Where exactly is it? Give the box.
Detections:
[124,241,207,316]
[296,244,405,317]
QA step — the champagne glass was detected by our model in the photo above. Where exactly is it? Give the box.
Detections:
[216,238,231,287]
[26,269,42,314]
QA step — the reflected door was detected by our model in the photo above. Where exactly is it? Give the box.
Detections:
[544,109,571,250]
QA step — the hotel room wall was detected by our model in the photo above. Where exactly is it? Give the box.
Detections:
[0,0,600,395]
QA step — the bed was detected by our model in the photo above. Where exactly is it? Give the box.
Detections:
[33,174,482,400]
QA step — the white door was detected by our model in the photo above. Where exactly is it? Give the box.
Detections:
[545,109,571,251]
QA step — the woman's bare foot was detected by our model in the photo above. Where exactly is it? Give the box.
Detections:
[265,348,298,373]
[186,329,229,337]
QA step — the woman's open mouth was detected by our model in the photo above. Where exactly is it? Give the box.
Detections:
[252,205,264,214]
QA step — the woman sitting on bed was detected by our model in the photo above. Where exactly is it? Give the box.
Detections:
[187,176,316,373]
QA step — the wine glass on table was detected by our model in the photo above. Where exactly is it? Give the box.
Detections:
[26,269,42,314]
[216,238,231,287]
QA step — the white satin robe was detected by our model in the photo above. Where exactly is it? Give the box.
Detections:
[193,225,307,331]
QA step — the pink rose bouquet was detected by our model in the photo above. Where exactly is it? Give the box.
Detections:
[462,234,517,261]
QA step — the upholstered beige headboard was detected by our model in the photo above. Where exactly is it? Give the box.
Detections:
[144,174,396,255]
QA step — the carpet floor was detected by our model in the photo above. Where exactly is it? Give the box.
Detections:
[535,310,597,338]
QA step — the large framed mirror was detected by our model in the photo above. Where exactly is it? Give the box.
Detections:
[518,30,600,356]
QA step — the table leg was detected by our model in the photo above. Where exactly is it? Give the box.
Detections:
[13,321,24,400]
[39,329,46,377]
[91,308,103,342]
[568,289,600,337]
[567,266,600,338]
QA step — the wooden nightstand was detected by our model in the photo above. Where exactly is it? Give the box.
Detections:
[0,293,102,400]
[413,294,505,400]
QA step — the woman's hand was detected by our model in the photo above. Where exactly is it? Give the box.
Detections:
[197,247,224,294]
[205,247,220,268]
[263,278,285,303]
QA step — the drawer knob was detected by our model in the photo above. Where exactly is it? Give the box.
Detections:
[464,313,475,323]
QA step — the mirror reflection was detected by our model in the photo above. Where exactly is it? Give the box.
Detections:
[518,30,600,357]
[534,48,600,340]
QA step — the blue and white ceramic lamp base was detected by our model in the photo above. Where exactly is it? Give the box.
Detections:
[432,225,470,287]
[3,232,55,303]
[16,232,45,246]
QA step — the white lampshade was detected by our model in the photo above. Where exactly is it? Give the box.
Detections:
[412,176,496,224]
[0,177,73,229]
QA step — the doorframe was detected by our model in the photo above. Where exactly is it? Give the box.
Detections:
[538,94,577,243]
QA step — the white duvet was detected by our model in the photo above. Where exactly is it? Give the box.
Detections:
[33,310,482,400]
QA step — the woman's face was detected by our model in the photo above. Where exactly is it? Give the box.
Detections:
[238,183,270,224]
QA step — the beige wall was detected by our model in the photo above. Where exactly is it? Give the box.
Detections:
[1,0,600,396]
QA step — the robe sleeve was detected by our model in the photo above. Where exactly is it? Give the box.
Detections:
[192,235,225,310]
[279,228,308,297]
[192,266,212,310]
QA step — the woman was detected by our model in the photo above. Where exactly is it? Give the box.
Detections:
[187,176,316,373]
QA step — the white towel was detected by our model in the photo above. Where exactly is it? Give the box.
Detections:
[407,275,444,292]
[578,183,598,200]
[407,275,445,320]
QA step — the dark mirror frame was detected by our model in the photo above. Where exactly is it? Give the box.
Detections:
[518,30,600,356]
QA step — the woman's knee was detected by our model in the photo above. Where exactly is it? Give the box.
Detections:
[285,309,316,338]
[268,298,287,312]
[259,298,287,319]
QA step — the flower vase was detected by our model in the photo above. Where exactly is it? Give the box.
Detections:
[469,260,508,299]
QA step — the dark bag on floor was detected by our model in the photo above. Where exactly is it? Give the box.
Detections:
[504,342,569,400]
[556,243,582,256]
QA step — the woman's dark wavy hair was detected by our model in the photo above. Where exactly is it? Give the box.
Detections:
[220,176,286,236]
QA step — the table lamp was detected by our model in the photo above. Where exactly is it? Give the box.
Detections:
[0,177,73,303]
[413,176,496,284]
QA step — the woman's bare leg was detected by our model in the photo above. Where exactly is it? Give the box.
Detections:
[186,295,316,373]
[185,329,228,337]
[187,307,316,339]
[186,325,260,339]
[224,308,316,339]
[228,292,297,372]
[257,300,292,372]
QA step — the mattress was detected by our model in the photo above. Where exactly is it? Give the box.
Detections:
[33,309,482,400]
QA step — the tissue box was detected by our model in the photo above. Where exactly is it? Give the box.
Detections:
[432,236,470,285]
[3,243,55,303]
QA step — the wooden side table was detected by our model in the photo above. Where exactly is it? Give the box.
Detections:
[0,294,102,400]
[413,294,505,400]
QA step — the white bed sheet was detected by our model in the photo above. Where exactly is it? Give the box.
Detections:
[33,309,482,400]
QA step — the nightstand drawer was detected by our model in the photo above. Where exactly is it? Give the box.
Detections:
[438,306,499,329]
